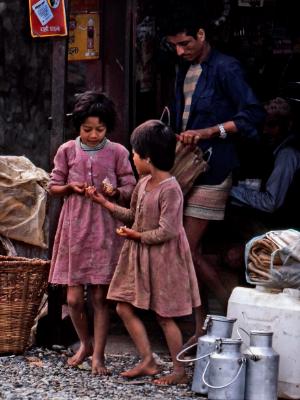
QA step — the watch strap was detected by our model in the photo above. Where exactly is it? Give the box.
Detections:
[218,124,227,139]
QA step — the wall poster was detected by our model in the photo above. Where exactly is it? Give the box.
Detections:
[68,13,100,61]
[29,0,68,37]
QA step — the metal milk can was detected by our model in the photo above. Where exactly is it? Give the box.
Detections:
[243,330,279,400]
[176,315,236,395]
[203,338,246,400]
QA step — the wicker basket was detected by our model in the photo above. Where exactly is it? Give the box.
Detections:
[0,255,50,354]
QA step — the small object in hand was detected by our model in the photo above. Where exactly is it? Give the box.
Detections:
[102,177,114,194]
[85,185,95,197]
[116,226,126,234]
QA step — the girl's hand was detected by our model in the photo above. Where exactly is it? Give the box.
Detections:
[102,178,120,198]
[116,226,141,241]
[103,185,120,198]
[69,182,87,194]
[85,186,106,205]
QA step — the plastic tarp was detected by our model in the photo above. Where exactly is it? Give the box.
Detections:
[0,156,49,248]
[245,229,300,289]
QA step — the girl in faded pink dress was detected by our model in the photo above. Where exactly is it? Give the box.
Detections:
[48,91,136,374]
[86,120,200,385]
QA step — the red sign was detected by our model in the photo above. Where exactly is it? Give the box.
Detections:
[29,0,68,37]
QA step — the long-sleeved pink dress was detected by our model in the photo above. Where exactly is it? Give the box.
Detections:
[48,139,136,286]
[107,175,201,317]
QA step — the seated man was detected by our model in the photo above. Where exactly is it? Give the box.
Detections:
[225,97,300,269]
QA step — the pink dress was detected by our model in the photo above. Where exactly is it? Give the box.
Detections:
[107,175,201,317]
[48,139,136,286]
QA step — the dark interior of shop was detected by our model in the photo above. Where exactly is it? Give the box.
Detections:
[135,0,300,128]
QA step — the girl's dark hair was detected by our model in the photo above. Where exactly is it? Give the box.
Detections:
[72,91,116,133]
[130,119,176,171]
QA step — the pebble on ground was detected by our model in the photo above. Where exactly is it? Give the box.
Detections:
[0,347,205,400]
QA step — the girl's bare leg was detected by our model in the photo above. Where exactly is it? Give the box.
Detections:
[153,316,189,385]
[67,285,92,366]
[90,285,110,375]
[116,302,159,378]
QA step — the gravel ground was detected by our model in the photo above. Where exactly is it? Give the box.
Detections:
[0,346,203,400]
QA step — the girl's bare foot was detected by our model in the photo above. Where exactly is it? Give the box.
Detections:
[153,371,189,385]
[67,343,93,367]
[121,358,160,378]
[92,357,110,375]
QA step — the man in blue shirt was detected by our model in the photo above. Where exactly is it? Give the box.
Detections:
[222,98,300,273]
[231,98,300,215]
[162,8,265,344]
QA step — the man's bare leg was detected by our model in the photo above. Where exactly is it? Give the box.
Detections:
[183,216,230,344]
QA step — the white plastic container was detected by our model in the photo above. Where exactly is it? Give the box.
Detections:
[227,286,300,400]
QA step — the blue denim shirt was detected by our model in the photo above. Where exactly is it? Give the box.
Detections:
[231,136,300,212]
[173,49,265,185]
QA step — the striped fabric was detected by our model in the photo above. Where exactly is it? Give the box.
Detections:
[77,136,108,157]
[182,64,202,131]
[184,175,232,220]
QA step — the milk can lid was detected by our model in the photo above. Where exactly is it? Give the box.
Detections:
[209,315,237,323]
[218,338,242,344]
[250,330,273,336]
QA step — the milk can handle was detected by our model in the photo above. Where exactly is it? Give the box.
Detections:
[237,326,250,341]
[176,343,213,363]
[237,326,258,360]
[203,314,212,331]
[202,358,246,389]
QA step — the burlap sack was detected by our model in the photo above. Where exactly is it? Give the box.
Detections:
[0,156,49,248]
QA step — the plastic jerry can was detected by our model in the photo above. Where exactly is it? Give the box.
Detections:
[227,286,300,399]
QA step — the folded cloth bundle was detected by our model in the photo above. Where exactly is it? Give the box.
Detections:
[246,229,300,286]
[248,237,281,281]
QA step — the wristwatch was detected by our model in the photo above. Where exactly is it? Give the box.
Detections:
[218,124,227,139]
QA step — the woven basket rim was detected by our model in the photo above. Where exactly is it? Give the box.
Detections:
[0,255,50,264]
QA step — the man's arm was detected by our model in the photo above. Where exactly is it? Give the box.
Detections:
[230,148,300,213]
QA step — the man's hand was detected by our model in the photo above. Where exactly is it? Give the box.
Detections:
[178,128,215,144]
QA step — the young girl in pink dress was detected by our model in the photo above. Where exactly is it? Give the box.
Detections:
[86,120,201,385]
[48,91,136,374]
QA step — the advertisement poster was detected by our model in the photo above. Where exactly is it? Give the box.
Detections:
[68,13,100,61]
[29,0,67,37]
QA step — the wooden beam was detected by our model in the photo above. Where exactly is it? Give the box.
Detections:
[47,0,69,346]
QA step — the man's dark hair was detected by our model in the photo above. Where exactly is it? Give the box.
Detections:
[72,91,116,133]
[130,120,176,171]
[264,97,292,133]
[159,2,211,39]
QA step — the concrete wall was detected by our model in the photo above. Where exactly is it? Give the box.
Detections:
[0,1,52,171]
